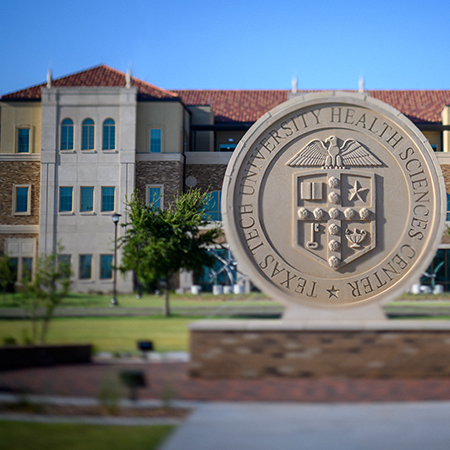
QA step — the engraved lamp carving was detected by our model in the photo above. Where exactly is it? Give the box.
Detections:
[345,228,367,248]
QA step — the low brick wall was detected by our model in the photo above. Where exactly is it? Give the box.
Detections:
[189,320,450,378]
[0,344,92,370]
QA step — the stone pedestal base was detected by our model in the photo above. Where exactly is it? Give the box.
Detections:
[189,320,450,378]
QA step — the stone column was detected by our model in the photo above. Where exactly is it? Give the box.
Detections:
[441,105,450,153]
[39,88,59,255]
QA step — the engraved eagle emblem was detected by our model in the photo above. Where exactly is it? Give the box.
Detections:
[286,136,382,168]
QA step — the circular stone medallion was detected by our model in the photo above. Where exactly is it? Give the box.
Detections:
[222,92,445,309]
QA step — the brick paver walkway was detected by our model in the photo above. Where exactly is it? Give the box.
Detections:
[2,361,450,403]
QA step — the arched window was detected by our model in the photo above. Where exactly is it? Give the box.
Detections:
[82,119,95,150]
[61,119,74,150]
[102,118,116,150]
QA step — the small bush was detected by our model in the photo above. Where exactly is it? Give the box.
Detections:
[2,336,17,345]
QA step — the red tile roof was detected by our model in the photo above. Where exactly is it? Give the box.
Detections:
[1,64,178,101]
[369,90,450,124]
[2,65,450,124]
[176,89,450,124]
[174,90,288,123]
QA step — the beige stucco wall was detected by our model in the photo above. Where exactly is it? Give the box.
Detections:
[442,106,450,153]
[0,102,41,154]
[423,131,442,152]
[188,105,214,152]
[136,101,185,154]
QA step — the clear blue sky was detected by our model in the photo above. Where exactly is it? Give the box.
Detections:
[1,0,449,96]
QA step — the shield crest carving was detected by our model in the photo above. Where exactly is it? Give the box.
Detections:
[294,170,376,270]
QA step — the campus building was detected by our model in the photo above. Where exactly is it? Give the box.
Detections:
[1,64,450,292]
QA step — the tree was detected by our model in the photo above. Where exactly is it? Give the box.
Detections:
[120,189,222,316]
[22,247,71,344]
[0,253,15,300]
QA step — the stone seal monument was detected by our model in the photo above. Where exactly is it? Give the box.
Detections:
[223,92,445,319]
[189,93,450,379]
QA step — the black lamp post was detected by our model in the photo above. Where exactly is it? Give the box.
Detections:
[111,212,122,306]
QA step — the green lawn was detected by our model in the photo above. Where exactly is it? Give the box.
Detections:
[2,290,450,353]
[0,291,273,309]
[2,290,449,310]
[0,316,202,353]
[0,421,174,450]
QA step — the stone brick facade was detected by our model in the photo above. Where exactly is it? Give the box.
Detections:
[438,164,450,244]
[441,164,450,193]
[0,161,40,225]
[135,161,184,208]
[190,321,450,378]
[185,164,227,192]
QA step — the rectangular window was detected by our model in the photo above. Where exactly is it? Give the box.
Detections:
[100,254,113,279]
[220,144,237,151]
[22,257,32,281]
[14,186,30,214]
[150,128,162,153]
[204,190,222,221]
[79,255,92,279]
[101,187,115,212]
[18,128,30,153]
[147,185,163,209]
[80,187,94,212]
[447,193,450,221]
[59,187,73,212]
[58,254,71,278]
[10,257,18,282]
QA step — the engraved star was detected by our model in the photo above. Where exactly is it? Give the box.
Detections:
[327,285,340,298]
[348,181,369,202]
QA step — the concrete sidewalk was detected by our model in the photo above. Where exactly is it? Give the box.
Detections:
[161,401,450,450]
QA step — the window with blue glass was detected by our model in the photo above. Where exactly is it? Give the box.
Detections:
[10,258,18,282]
[100,254,113,279]
[197,248,237,291]
[14,186,29,214]
[61,119,74,150]
[79,255,92,279]
[22,257,33,282]
[59,187,73,212]
[58,254,71,279]
[150,128,162,153]
[220,144,237,151]
[204,191,222,221]
[447,193,450,221]
[101,187,115,212]
[102,119,115,150]
[82,119,95,150]
[147,185,163,209]
[421,249,450,291]
[80,187,94,212]
[18,128,30,153]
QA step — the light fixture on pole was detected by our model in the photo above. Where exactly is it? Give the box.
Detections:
[111,212,122,306]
